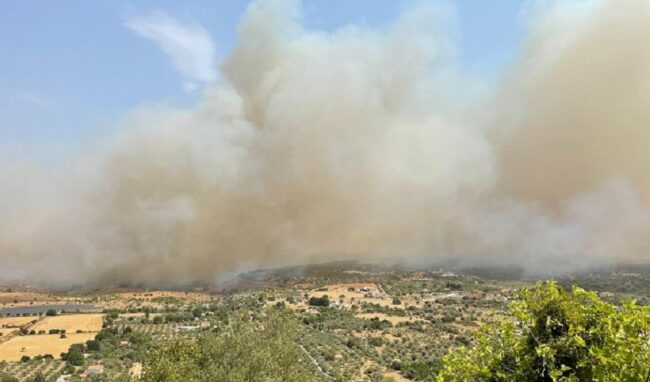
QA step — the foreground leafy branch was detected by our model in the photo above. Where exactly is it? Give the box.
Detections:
[437,281,650,381]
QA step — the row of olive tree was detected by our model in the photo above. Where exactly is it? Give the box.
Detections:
[140,308,323,382]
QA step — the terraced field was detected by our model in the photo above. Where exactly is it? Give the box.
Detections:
[117,323,199,340]
[0,359,65,381]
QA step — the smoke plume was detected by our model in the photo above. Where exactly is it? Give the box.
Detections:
[1,0,648,285]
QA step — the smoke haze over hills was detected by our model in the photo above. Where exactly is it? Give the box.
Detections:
[1,0,649,286]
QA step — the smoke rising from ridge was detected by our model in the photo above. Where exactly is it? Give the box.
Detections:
[0,0,648,285]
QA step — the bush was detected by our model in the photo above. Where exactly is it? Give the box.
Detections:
[45,309,57,317]
[0,374,18,382]
[308,296,330,307]
[61,363,76,375]
[29,372,45,382]
[438,281,650,381]
[86,339,100,351]
[402,359,443,380]
[62,347,84,366]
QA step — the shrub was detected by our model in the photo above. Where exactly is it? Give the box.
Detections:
[438,281,650,381]
[62,347,84,366]
[0,374,18,382]
[308,296,330,307]
[86,339,100,351]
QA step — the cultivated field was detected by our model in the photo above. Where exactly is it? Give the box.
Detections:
[0,328,17,337]
[0,333,96,361]
[0,263,647,381]
[0,359,65,382]
[0,317,37,328]
[31,313,103,333]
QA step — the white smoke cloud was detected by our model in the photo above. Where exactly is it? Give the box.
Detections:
[0,0,648,286]
[126,11,217,90]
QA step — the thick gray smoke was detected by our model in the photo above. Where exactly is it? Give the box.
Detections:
[0,0,648,285]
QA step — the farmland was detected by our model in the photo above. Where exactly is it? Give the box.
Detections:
[0,262,648,381]
[31,315,103,334]
[0,333,96,362]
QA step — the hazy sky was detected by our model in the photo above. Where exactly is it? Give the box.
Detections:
[0,0,524,160]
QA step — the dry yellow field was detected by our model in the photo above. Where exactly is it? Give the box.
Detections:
[0,291,54,305]
[0,333,95,361]
[383,370,410,381]
[0,328,17,337]
[0,328,18,336]
[31,314,103,333]
[0,316,37,328]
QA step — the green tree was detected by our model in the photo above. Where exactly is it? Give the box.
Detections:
[86,339,100,352]
[141,308,322,382]
[63,347,85,366]
[437,281,650,381]
[45,309,57,317]
[308,296,330,307]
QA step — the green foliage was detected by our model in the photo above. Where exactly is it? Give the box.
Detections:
[141,308,322,381]
[0,373,18,382]
[63,346,85,366]
[45,309,57,316]
[309,296,330,307]
[438,281,650,381]
[402,359,443,380]
[87,339,101,352]
[62,363,76,374]
[28,372,45,382]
